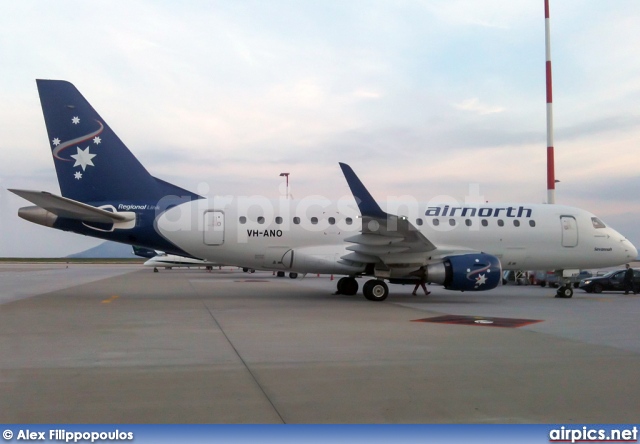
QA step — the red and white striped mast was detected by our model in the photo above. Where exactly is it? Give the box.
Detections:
[545,0,556,204]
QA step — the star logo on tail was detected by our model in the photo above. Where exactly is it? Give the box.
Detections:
[70,146,96,171]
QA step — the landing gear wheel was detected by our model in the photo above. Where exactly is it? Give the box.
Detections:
[343,278,359,295]
[555,286,574,298]
[153,267,158,273]
[336,277,348,294]
[289,272,298,279]
[363,279,389,301]
[277,271,285,277]
[336,277,358,295]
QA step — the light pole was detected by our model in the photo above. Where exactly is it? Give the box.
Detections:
[279,172,290,200]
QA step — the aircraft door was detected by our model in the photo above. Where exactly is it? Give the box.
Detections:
[561,216,578,247]
[203,211,225,245]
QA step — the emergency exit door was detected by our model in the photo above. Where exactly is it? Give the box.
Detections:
[204,211,225,245]
[561,216,578,247]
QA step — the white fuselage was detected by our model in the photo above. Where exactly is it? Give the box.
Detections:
[154,198,637,275]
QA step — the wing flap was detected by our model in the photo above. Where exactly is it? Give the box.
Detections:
[346,244,410,255]
[344,233,404,245]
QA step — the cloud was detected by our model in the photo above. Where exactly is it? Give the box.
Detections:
[2,1,640,256]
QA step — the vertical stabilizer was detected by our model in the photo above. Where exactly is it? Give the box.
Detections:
[36,79,199,203]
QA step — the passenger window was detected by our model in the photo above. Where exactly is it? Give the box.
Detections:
[239,216,246,224]
[345,217,353,225]
[257,216,265,224]
[449,219,456,226]
[416,218,423,226]
[328,217,335,225]
[529,220,536,227]
[275,216,283,224]
[481,219,488,227]
[433,218,440,226]
[514,220,520,227]
[311,217,318,225]
[465,219,472,227]
[293,217,300,225]
[497,220,504,227]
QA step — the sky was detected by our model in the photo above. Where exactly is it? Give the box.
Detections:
[1,0,639,257]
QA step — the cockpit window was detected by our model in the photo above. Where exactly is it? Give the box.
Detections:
[591,217,606,229]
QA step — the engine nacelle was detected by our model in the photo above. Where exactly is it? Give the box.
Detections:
[426,253,502,291]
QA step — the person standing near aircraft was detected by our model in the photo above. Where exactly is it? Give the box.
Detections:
[623,264,636,294]
[410,266,430,296]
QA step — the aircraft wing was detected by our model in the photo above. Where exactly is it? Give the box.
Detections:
[9,189,134,223]
[338,163,437,265]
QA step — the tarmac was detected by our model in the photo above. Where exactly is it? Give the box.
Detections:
[1,263,639,423]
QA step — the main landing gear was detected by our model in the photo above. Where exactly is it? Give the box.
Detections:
[336,277,390,301]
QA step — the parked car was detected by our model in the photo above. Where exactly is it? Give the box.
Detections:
[579,269,640,293]
[570,270,593,288]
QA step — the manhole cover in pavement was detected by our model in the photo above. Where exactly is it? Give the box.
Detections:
[412,315,542,328]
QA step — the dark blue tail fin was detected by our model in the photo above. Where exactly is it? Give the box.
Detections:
[36,79,200,203]
[132,246,159,258]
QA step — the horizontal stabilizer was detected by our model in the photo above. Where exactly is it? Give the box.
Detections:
[9,189,134,223]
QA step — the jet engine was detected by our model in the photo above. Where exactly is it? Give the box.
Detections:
[425,253,502,291]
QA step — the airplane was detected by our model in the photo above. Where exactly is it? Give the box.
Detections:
[143,254,221,272]
[131,246,223,272]
[9,80,638,300]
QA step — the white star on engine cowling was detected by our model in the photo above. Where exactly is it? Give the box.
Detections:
[72,116,80,125]
[70,146,96,171]
[475,274,488,287]
[74,171,82,180]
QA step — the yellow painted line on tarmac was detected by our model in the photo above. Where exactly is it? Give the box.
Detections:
[101,295,120,304]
